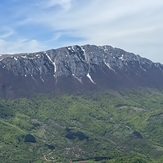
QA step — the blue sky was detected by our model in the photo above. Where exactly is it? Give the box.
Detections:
[0,0,163,63]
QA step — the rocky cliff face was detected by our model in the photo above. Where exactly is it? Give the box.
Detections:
[0,45,163,98]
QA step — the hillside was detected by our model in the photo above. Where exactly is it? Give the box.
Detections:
[1,89,163,162]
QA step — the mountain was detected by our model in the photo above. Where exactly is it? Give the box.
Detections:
[0,44,163,98]
[1,45,163,162]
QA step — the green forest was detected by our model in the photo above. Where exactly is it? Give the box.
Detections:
[0,88,163,163]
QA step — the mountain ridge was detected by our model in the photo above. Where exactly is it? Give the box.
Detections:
[0,44,163,98]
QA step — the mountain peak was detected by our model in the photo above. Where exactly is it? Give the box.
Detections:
[0,45,163,98]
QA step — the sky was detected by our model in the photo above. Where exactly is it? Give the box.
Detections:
[0,0,163,63]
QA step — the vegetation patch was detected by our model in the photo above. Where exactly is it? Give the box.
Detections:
[0,88,163,162]
[24,134,36,143]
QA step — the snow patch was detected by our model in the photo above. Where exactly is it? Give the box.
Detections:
[45,52,57,77]
[54,63,57,74]
[40,76,45,82]
[104,60,117,73]
[104,46,108,52]
[72,46,75,51]
[68,47,74,52]
[14,57,18,61]
[35,54,41,58]
[86,73,96,84]
[140,65,146,71]
[119,54,124,61]
[21,55,27,59]
[28,57,35,60]
[72,74,82,83]
[31,74,35,80]
[81,46,88,62]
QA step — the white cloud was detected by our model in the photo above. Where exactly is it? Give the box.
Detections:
[41,0,74,11]
[0,39,45,54]
[31,0,163,38]
[0,29,15,39]
[0,0,163,63]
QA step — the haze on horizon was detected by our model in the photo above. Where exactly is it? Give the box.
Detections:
[0,0,163,63]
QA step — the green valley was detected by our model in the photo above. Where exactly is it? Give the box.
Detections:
[0,88,163,163]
